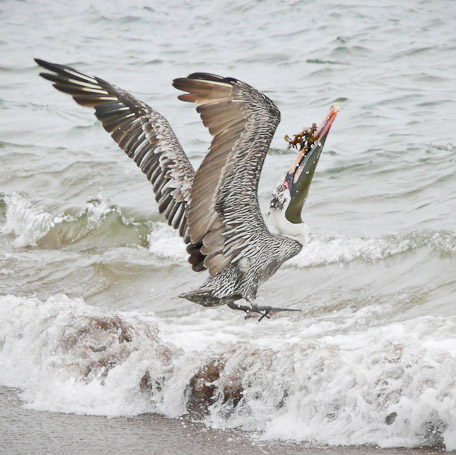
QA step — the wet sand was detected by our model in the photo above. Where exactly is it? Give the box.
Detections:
[1,387,449,455]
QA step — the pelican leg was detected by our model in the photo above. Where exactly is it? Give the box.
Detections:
[227,302,260,318]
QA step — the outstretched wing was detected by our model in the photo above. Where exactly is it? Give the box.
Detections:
[173,73,280,276]
[35,58,194,239]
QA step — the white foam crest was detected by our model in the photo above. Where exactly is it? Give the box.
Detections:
[147,222,187,262]
[145,227,404,267]
[84,197,116,229]
[1,193,72,247]
[202,317,456,449]
[146,227,454,269]
[0,294,186,417]
[4,193,452,265]
[2,294,456,448]
[2,193,186,258]
[289,233,413,268]
[1,194,125,248]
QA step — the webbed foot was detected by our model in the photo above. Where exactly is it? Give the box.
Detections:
[227,302,301,322]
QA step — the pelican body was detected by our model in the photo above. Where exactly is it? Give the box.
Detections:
[35,59,338,319]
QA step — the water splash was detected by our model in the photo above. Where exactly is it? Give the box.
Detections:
[1,294,456,448]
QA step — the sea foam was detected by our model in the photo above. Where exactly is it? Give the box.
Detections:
[3,193,454,267]
[1,294,456,449]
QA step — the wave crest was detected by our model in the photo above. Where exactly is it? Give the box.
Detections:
[1,294,456,448]
[1,193,150,250]
[289,230,456,268]
[2,193,455,268]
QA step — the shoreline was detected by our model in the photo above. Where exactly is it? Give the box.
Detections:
[0,386,449,455]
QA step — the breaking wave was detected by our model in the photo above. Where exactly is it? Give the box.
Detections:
[1,294,456,449]
[1,193,151,250]
[2,193,455,267]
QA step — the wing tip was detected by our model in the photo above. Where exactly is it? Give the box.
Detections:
[38,71,56,82]
[34,58,59,73]
[187,73,238,84]
[172,73,238,91]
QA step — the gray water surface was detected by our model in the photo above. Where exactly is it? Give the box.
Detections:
[1,0,456,451]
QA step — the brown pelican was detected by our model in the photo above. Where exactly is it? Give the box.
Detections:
[35,59,338,320]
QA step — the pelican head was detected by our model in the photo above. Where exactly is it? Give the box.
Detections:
[268,105,339,244]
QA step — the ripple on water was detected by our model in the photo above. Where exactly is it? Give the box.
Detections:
[1,0,456,449]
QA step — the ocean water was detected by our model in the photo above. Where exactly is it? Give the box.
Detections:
[1,0,456,452]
